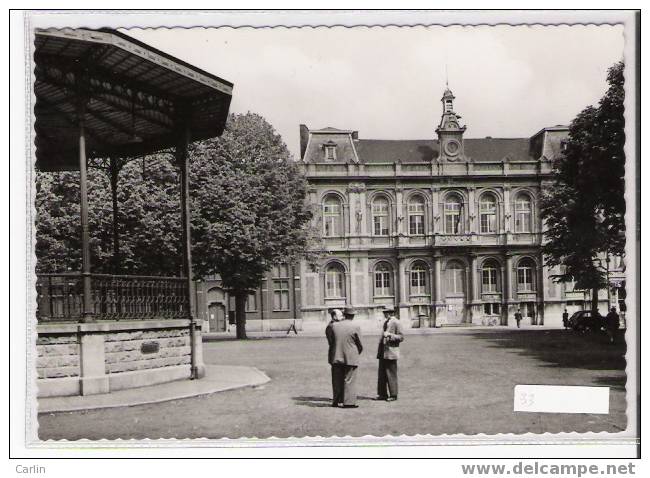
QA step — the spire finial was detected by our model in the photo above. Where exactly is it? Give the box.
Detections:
[445,63,448,88]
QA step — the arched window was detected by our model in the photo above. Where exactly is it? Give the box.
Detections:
[514,193,533,233]
[481,259,500,293]
[325,263,346,299]
[322,195,342,237]
[372,196,390,236]
[410,261,428,296]
[479,193,498,234]
[517,258,536,292]
[408,195,426,235]
[374,262,393,297]
[444,193,463,234]
[445,260,465,295]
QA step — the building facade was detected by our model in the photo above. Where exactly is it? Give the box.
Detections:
[297,88,623,332]
[195,264,302,334]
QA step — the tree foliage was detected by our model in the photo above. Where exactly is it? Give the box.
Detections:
[35,112,315,338]
[35,156,182,276]
[540,61,625,296]
[190,113,313,338]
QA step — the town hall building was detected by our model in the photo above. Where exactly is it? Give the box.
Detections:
[296,87,624,332]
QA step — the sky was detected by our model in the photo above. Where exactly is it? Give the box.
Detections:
[127,25,624,159]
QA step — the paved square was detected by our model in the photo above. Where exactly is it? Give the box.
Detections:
[38,328,627,440]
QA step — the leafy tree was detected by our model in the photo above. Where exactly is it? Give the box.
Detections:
[541,61,625,312]
[190,113,313,339]
[35,155,182,276]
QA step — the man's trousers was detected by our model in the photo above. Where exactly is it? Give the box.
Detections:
[331,364,358,406]
[377,358,398,398]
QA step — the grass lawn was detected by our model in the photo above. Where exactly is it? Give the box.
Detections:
[38,328,627,440]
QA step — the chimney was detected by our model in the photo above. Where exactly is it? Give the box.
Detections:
[351,130,359,140]
[299,124,309,159]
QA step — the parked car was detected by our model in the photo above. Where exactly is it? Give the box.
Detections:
[568,310,604,332]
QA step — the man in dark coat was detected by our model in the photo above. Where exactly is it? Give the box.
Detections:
[562,309,569,330]
[325,306,363,408]
[325,308,343,406]
[514,308,523,328]
[605,307,620,344]
[376,306,404,402]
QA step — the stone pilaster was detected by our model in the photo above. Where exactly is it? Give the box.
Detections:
[79,333,109,395]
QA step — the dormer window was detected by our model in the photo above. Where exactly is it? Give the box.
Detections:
[560,140,568,152]
[322,141,337,161]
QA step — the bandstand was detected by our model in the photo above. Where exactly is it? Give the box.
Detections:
[33,28,233,397]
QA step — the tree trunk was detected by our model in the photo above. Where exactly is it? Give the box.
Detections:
[234,290,248,340]
[591,286,600,314]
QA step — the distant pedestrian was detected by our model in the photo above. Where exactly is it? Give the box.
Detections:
[376,306,404,402]
[514,308,523,328]
[325,307,363,408]
[605,307,620,344]
[562,309,569,330]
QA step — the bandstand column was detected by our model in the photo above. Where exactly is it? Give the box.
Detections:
[77,98,93,322]
[176,117,205,379]
[109,157,121,274]
[77,95,109,395]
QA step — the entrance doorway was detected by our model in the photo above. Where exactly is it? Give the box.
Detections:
[208,303,227,332]
[521,302,536,325]
[446,297,466,325]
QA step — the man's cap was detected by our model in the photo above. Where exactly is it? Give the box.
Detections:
[343,307,357,316]
[382,305,395,314]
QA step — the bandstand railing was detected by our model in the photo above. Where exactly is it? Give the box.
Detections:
[36,273,189,322]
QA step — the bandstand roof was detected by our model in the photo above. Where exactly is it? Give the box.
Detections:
[34,28,233,171]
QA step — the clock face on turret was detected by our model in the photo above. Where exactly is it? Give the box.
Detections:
[444,139,460,158]
[447,121,459,129]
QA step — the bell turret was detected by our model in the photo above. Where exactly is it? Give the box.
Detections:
[436,86,466,161]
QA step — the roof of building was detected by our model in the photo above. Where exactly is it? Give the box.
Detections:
[353,137,534,163]
[34,28,233,171]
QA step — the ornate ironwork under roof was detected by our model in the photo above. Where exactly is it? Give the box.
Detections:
[34,28,234,171]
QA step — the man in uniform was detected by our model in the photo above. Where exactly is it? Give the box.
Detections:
[376,306,404,402]
[325,306,363,408]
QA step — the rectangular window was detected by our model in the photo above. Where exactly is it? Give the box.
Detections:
[447,269,464,294]
[444,206,462,234]
[245,292,257,312]
[273,280,290,311]
[323,203,341,237]
[409,214,424,235]
[483,303,501,315]
[325,271,344,298]
[515,212,531,232]
[373,215,389,236]
[273,264,290,278]
[479,204,497,233]
[325,145,336,161]
[411,270,427,295]
[374,271,391,296]
[517,268,533,291]
[482,269,498,293]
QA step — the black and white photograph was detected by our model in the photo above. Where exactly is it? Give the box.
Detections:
[10,9,640,461]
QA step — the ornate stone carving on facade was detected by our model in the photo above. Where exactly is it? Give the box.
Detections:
[347,182,366,194]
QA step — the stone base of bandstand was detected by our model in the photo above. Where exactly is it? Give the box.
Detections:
[36,319,205,398]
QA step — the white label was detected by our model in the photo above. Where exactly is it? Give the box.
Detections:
[514,385,609,414]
